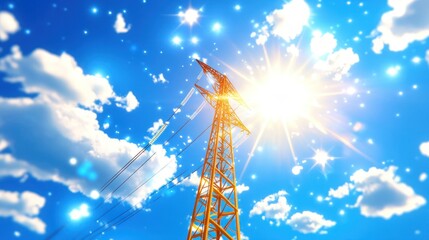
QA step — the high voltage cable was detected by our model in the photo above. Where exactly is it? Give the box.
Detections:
[46,72,206,240]
[99,71,203,194]
[78,124,211,239]
[97,100,205,209]
[83,165,203,240]
[82,165,203,240]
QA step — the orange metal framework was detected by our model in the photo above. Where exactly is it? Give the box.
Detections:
[187,60,249,240]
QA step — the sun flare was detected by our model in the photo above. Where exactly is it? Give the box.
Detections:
[247,69,317,122]
[224,45,365,179]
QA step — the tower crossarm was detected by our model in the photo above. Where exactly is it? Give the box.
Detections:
[195,84,249,135]
[196,59,248,109]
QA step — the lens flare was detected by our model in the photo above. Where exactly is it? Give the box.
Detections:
[221,44,366,179]
[179,8,200,26]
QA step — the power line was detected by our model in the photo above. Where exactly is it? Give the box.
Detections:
[78,124,211,239]
[84,165,203,240]
[99,72,203,194]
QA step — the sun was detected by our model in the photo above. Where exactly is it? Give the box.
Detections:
[249,69,317,123]
[223,45,365,179]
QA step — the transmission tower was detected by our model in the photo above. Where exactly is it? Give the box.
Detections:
[187,60,249,240]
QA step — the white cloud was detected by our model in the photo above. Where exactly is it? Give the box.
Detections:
[236,183,250,194]
[0,46,121,112]
[148,119,164,136]
[372,0,429,53]
[116,91,139,112]
[114,13,131,33]
[314,47,359,81]
[328,182,353,199]
[419,173,427,182]
[0,47,177,205]
[69,203,90,221]
[0,139,8,151]
[350,166,426,219]
[180,171,200,187]
[310,31,337,56]
[252,26,269,46]
[0,190,46,234]
[0,11,19,41]
[241,231,250,240]
[251,0,310,45]
[266,0,310,42]
[286,211,336,234]
[286,44,300,56]
[419,141,429,157]
[152,73,168,84]
[249,190,291,226]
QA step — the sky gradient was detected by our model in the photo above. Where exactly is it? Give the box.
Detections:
[0,0,428,239]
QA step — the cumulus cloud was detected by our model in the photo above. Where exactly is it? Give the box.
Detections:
[286,44,300,56]
[419,173,427,182]
[116,91,139,112]
[0,190,46,234]
[236,183,250,194]
[251,0,310,45]
[180,171,200,187]
[314,47,359,81]
[0,11,19,41]
[350,166,426,219]
[372,0,429,53]
[267,0,310,42]
[0,46,177,205]
[152,73,168,84]
[148,119,164,136]
[419,141,429,157]
[249,190,291,226]
[114,13,131,33]
[241,232,250,240]
[310,31,337,56]
[286,211,336,234]
[328,182,353,199]
[0,46,119,111]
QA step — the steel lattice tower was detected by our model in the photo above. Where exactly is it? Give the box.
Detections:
[187,60,249,240]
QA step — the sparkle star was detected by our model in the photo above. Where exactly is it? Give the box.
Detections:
[179,7,200,26]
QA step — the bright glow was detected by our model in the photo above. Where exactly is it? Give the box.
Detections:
[191,36,199,44]
[172,36,182,45]
[411,56,421,64]
[234,4,241,11]
[234,45,366,179]
[212,22,222,32]
[69,157,77,166]
[311,149,334,170]
[90,190,100,200]
[249,70,315,122]
[69,203,90,221]
[179,8,200,26]
[346,86,357,95]
[91,7,98,14]
[192,53,200,60]
[386,65,401,77]
[292,165,303,175]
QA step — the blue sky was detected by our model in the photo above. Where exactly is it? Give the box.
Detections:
[0,0,428,239]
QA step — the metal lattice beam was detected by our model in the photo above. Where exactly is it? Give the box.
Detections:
[187,60,249,240]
